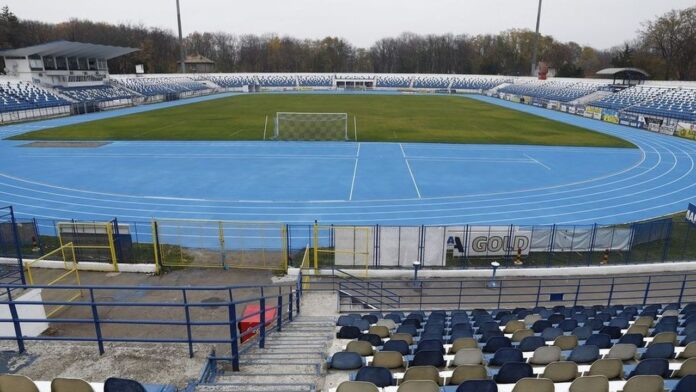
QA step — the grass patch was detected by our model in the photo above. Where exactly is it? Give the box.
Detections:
[14,94,634,148]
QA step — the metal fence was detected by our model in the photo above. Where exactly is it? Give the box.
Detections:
[319,272,696,313]
[9,214,696,271]
[0,206,25,285]
[0,279,302,372]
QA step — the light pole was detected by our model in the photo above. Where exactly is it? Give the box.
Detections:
[487,261,501,289]
[530,0,543,76]
[176,0,186,73]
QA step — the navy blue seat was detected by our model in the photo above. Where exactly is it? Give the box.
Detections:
[451,323,473,333]
[619,333,645,348]
[330,352,363,370]
[104,378,147,392]
[355,366,394,387]
[337,315,359,326]
[450,329,474,341]
[410,350,445,367]
[478,321,500,334]
[357,334,383,347]
[421,332,445,342]
[548,314,565,325]
[596,313,612,322]
[456,379,498,392]
[541,327,563,341]
[640,342,674,360]
[382,340,409,355]
[402,318,421,329]
[494,310,512,320]
[586,318,605,331]
[416,339,445,354]
[608,318,629,329]
[567,345,600,364]
[337,326,361,339]
[384,314,401,324]
[674,375,696,392]
[396,325,418,336]
[493,362,533,384]
[488,347,523,366]
[682,333,696,347]
[599,326,622,339]
[353,319,370,331]
[479,329,503,343]
[362,314,378,324]
[572,326,592,340]
[559,319,578,332]
[628,358,671,378]
[531,320,551,333]
[518,336,546,352]
[483,337,512,353]
[407,312,425,322]
[586,333,612,349]
[651,322,677,335]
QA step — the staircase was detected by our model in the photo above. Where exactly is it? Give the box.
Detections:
[194,315,336,392]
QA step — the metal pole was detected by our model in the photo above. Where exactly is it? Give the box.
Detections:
[176,0,186,73]
[530,0,543,76]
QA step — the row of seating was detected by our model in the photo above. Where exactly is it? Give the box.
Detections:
[0,80,69,113]
[498,80,604,102]
[56,85,135,103]
[0,374,156,392]
[114,77,209,96]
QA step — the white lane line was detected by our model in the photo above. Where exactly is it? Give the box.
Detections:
[524,153,552,171]
[357,142,361,157]
[400,143,422,199]
[349,158,359,201]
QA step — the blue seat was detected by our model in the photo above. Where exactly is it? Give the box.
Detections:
[337,326,361,339]
[483,337,511,353]
[518,336,546,352]
[493,362,533,384]
[640,342,674,360]
[416,339,445,354]
[674,375,696,392]
[608,318,629,329]
[330,352,363,370]
[104,378,147,392]
[586,318,605,331]
[531,320,551,333]
[355,366,394,387]
[572,326,592,340]
[384,313,402,323]
[410,350,445,367]
[488,347,523,366]
[456,379,498,392]
[396,325,418,336]
[628,358,671,378]
[357,334,383,347]
[337,315,359,326]
[599,326,622,339]
[541,327,563,341]
[382,340,409,355]
[619,334,645,348]
[362,314,378,324]
[479,330,503,343]
[548,314,565,325]
[585,333,612,349]
[567,345,600,364]
[559,319,579,332]
[353,319,370,331]
[402,318,421,329]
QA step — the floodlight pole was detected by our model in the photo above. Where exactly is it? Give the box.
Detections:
[530,0,543,76]
[176,0,186,73]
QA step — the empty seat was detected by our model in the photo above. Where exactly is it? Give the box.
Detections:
[402,365,441,385]
[569,375,609,392]
[588,358,625,380]
[369,325,390,338]
[620,375,664,392]
[586,333,612,349]
[541,327,563,341]
[449,364,488,385]
[384,313,402,323]
[396,325,418,336]
[518,336,545,352]
[504,320,526,334]
[396,380,439,392]
[410,350,445,367]
[511,377,554,392]
[346,341,374,356]
[674,375,696,392]
[488,347,523,367]
[678,342,696,359]
[390,333,414,345]
[650,332,677,346]
[605,344,637,361]
[531,320,551,333]
[416,339,444,354]
[640,342,674,360]
[450,338,477,354]
[358,334,383,347]
[529,346,562,365]
[336,381,379,392]
[353,319,370,331]
[618,333,645,348]
[628,358,670,378]
[103,378,147,392]
[372,351,403,369]
[331,351,364,370]
[337,326,361,339]
[51,378,95,392]
[362,314,378,324]
[338,315,359,326]
[559,319,579,332]
[453,348,484,366]
[510,329,534,342]
[482,336,511,353]
[599,326,622,339]
[567,344,600,364]
[494,362,533,384]
[382,340,409,355]
[355,366,393,387]
[456,379,498,392]
[524,314,542,325]
[674,357,696,378]
[626,324,649,337]
[0,375,39,392]
[553,335,578,350]
[571,325,592,340]
[541,361,579,382]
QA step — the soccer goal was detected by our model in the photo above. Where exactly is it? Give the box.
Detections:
[272,112,351,141]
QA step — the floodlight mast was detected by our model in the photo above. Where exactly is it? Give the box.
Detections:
[530,0,543,76]
[176,0,186,73]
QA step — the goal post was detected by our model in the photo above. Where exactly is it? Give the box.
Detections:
[273,112,350,141]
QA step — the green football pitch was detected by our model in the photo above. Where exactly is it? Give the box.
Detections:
[14,94,633,148]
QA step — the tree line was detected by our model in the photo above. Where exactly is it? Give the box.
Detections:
[1,5,695,80]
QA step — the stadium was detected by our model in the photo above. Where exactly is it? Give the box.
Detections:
[0,1,696,391]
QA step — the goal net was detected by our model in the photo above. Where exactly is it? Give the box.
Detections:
[273,112,349,141]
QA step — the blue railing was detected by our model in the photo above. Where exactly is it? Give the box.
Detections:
[325,272,696,312]
[0,278,303,372]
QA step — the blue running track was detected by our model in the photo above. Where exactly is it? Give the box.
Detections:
[1,92,695,226]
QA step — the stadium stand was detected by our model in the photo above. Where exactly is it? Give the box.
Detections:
[0,79,69,112]
[590,86,669,111]
[257,73,297,87]
[412,75,451,89]
[0,374,173,392]
[627,88,696,122]
[115,76,209,96]
[451,76,510,91]
[55,85,136,102]
[328,303,696,392]
[195,73,257,88]
[298,73,334,87]
[498,80,605,102]
[376,74,412,88]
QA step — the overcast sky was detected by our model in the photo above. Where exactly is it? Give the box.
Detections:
[4,0,694,49]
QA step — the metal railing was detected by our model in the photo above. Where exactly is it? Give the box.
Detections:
[335,269,400,309]
[0,279,302,372]
[324,272,696,312]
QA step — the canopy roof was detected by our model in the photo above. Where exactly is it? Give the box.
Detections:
[596,67,650,78]
[0,40,138,59]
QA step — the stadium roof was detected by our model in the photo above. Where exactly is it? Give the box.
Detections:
[0,40,139,59]
[596,67,650,78]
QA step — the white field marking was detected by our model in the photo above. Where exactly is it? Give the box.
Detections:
[406,156,536,163]
[357,142,361,157]
[20,153,356,160]
[349,158,359,201]
[400,143,422,199]
[524,153,552,170]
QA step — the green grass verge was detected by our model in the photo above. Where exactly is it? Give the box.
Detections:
[13,94,634,148]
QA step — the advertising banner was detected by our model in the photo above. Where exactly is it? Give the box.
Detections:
[687,204,696,227]
[676,122,696,140]
[602,109,620,124]
[584,106,603,120]
[445,226,531,258]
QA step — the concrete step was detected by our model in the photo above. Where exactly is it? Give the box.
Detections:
[195,383,314,392]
